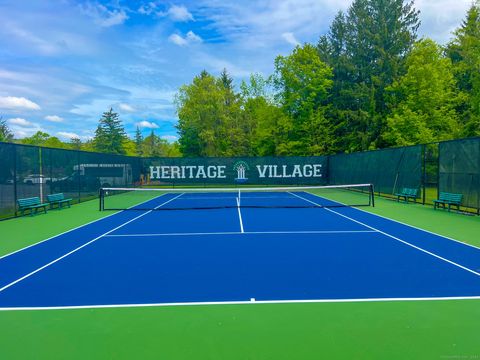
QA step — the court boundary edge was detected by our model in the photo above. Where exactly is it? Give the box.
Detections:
[1,295,480,311]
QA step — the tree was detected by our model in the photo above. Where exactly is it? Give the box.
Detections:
[446,2,480,136]
[175,70,244,157]
[19,131,68,148]
[69,137,82,150]
[134,127,144,156]
[274,44,334,155]
[383,39,459,145]
[0,117,13,142]
[317,0,420,151]
[240,74,286,156]
[93,108,127,154]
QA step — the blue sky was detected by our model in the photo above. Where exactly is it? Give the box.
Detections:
[0,0,473,142]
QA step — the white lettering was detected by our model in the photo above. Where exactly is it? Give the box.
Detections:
[196,166,206,178]
[186,166,195,178]
[161,166,170,179]
[313,164,322,177]
[171,166,181,179]
[282,165,292,178]
[217,166,226,178]
[292,165,302,177]
[256,165,268,178]
[303,165,313,177]
[207,166,216,178]
[150,166,161,179]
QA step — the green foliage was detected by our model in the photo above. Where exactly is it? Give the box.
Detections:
[142,130,177,157]
[21,131,68,148]
[318,0,420,151]
[446,2,480,136]
[274,44,334,155]
[69,137,82,150]
[93,108,127,155]
[175,70,247,156]
[384,39,460,145]
[0,117,13,142]
[134,127,143,156]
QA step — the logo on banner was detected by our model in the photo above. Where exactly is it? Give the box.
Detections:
[233,161,249,183]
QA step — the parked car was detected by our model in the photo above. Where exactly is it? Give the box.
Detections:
[23,174,53,185]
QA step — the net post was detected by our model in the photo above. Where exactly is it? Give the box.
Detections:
[99,188,104,211]
[370,184,375,207]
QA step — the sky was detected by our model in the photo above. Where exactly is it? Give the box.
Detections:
[0,0,474,142]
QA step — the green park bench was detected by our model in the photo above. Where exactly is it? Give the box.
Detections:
[433,192,463,211]
[394,188,419,203]
[17,197,48,216]
[47,193,73,210]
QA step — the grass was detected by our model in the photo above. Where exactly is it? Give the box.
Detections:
[0,193,479,359]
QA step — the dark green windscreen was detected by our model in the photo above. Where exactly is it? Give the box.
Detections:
[143,156,328,186]
[439,138,480,210]
[328,145,423,196]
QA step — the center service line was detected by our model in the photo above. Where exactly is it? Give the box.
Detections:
[236,197,245,233]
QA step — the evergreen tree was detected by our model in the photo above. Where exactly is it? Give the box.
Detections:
[134,127,144,156]
[446,2,480,136]
[318,0,420,151]
[0,117,14,142]
[69,137,82,150]
[93,108,127,154]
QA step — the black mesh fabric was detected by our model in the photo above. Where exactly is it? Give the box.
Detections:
[328,145,423,196]
[0,138,479,219]
[439,138,480,211]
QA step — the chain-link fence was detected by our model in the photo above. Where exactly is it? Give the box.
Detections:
[1,137,479,219]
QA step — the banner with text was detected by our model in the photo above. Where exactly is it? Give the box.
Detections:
[144,156,328,185]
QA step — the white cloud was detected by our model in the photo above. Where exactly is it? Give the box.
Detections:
[119,103,136,112]
[0,96,41,110]
[168,31,202,46]
[167,5,194,22]
[282,32,300,46]
[161,135,178,142]
[44,115,64,122]
[136,120,159,129]
[7,118,33,127]
[80,2,128,27]
[7,119,43,138]
[57,131,79,139]
[168,33,188,46]
[186,31,202,42]
[145,4,194,21]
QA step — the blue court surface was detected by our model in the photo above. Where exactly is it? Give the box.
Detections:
[1,191,480,309]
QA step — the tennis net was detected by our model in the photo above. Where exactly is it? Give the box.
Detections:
[99,184,375,211]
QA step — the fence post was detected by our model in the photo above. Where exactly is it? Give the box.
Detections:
[77,151,81,203]
[422,144,426,205]
[13,144,18,217]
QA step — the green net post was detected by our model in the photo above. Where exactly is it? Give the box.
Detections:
[370,184,375,207]
[99,188,104,211]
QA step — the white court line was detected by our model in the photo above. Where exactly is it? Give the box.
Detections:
[236,197,244,233]
[288,192,480,278]
[304,190,480,252]
[104,230,378,237]
[0,193,172,261]
[0,193,185,294]
[1,295,480,311]
[0,194,158,260]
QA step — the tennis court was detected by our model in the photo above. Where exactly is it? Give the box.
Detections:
[1,185,480,310]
